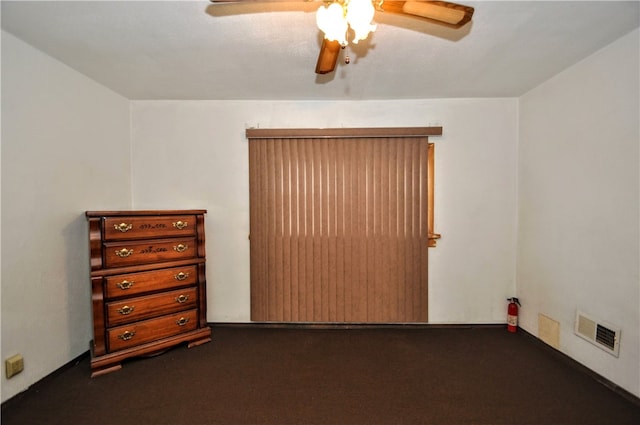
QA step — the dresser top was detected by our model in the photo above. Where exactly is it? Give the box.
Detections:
[86,210,206,217]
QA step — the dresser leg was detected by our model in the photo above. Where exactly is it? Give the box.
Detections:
[90,363,122,378]
[187,335,212,349]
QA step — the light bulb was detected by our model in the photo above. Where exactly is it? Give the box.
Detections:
[346,0,376,44]
[316,2,348,46]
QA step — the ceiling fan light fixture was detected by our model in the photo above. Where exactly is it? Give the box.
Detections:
[316,0,376,46]
[346,0,377,44]
[316,2,348,45]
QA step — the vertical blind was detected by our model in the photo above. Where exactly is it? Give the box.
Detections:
[248,128,440,323]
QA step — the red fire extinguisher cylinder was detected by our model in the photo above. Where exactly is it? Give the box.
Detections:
[507,297,521,333]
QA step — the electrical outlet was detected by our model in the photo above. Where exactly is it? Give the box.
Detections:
[5,354,24,379]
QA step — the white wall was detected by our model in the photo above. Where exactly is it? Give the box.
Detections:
[1,31,132,402]
[517,29,639,397]
[130,99,519,324]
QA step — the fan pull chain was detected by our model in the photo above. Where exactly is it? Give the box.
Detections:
[340,25,350,65]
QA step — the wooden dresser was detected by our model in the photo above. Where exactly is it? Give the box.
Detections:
[85,210,211,377]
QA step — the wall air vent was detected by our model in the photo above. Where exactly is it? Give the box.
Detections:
[574,311,620,357]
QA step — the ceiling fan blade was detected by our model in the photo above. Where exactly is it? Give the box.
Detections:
[210,0,315,3]
[377,1,474,28]
[315,39,341,74]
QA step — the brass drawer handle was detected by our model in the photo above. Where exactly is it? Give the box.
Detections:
[119,330,136,341]
[174,272,189,281]
[173,244,188,253]
[176,317,190,326]
[116,280,134,290]
[114,222,133,233]
[117,305,135,315]
[173,221,188,230]
[175,294,189,304]
[115,248,134,258]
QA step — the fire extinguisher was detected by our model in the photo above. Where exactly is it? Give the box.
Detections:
[507,297,521,333]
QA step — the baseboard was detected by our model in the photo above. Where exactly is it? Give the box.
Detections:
[209,321,504,330]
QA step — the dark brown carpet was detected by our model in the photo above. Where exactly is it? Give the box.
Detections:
[2,326,639,425]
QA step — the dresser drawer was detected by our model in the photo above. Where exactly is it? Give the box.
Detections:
[106,287,198,326]
[104,215,196,241]
[104,237,196,268]
[108,309,198,352]
[105,265,197,299]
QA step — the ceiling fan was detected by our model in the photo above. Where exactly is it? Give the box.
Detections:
[209,0,474,74]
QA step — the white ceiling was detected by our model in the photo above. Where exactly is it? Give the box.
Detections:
[2,1,638,100]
